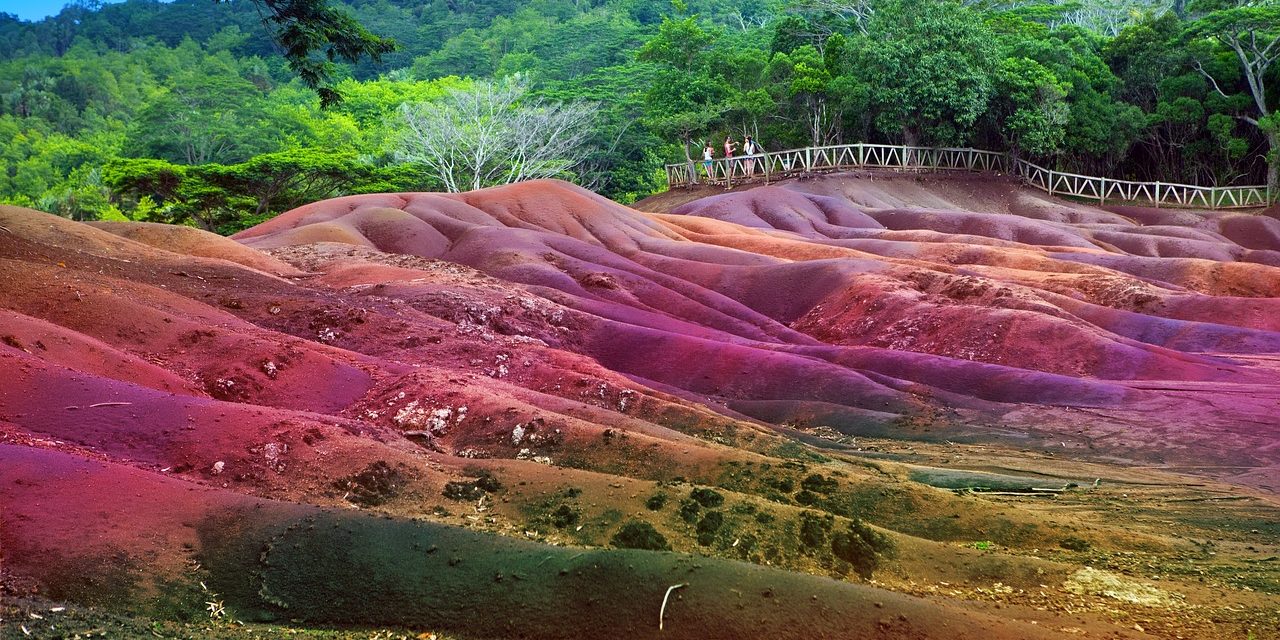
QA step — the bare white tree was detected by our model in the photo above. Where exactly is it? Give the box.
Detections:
[796,0,1178,38]
[728,9,772,32]
[393,76,599,193]
[1045,0,1174,36]
[792,0,877,34]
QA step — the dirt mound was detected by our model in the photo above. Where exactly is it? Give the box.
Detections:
[1217,214,1280,251]
[87,220,303,275]
[670,186,883,236]
[225,177,1280,468]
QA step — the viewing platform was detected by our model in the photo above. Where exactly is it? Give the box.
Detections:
[666,143,1274,210]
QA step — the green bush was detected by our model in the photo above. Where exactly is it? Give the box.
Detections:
[611,520,671,551]
[689,487,724,508]
[442,481,484,501]
[678,498,702,523]
[1060,537,1090,552]
[794,490,820,506]
[799,511,833,549]
[469,469,503,493]
[550,504,579,528]
[832,519,894,578]
[333,460,407,507]
[442,469,502,501]
[696,511,725,546]
[801,474,839,494]
[646,493,668,511]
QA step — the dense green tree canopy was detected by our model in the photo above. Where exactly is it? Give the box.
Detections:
[859,0,1000,146]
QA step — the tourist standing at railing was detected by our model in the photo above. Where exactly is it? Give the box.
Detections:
[702,142,716,181]
[724,136,739,179]
[743,135,760,179]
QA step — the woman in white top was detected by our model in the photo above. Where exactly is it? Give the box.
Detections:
[743,135,758,179]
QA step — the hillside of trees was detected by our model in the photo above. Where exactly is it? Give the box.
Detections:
[1,0,1276,233]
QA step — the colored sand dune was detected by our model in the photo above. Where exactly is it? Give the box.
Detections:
[236,175,1280,486]
[2,173,1278,639]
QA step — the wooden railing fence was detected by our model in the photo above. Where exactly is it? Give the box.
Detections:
[665,143,1274,210]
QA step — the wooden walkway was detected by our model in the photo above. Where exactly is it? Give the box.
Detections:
[665,144,1274,210]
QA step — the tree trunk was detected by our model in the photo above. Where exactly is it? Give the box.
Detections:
[682,133,698,186]
[901,126,919,148]
[1268,131,1279,202]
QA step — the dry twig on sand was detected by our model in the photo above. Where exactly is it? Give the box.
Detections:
[1166,495,1253,503]
[659,583,687,631]
[980,491,1056,497]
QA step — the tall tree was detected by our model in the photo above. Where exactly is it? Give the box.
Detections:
[856,0,1000,146]
[221,0,397,107]
[989,56,1070,157]
[637,13,727,182]
[1188,1,1280,192]
[393,76,599,192]
[769,45,840,147]
[125,72,270,166]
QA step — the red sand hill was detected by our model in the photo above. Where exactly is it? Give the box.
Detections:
[236,177,1280,486]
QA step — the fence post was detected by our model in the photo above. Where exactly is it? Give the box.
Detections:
[763,151,772,185]
[1154,181,1160,208]
[805,147,813,173]
[1100,178,1106,205]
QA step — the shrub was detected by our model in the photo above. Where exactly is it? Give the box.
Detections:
[443,481,485,501]
[1060,537,1090,552]
[794,490,820,506]
[801,474,839,494]
[696,511,725,546]
[550,504,579,528]
[442,469,502,501]
[799,511,833,549]
[646,493,668,511]
[678,498,702,523]
[611,520,670,551]
[470,469,503,493]
[334,461,408,506]
[832,519,894,578]
[689,487,724,508]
